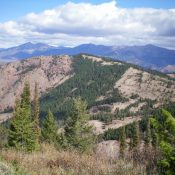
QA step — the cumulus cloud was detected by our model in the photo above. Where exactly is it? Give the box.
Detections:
[0,1,175,48]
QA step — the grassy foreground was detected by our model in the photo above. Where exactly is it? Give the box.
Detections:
[0,144,146,175]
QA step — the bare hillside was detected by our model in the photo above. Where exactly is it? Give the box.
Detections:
[0,55,72,112]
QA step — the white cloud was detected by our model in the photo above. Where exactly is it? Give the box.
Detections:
[0,1,175,49]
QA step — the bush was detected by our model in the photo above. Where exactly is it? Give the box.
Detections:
[0,162,13,175]
[0,125,8,149]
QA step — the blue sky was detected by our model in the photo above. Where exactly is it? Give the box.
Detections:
[0,0,175,49]
[0,0,174,22]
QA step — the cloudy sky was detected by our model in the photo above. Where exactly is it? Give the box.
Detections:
[0,0,175,49]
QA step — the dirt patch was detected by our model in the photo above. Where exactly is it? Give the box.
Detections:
[0,113,12,124]
[111,99,137,113]
[89,120,105,134]
[96,140,120,158]
[129,102,147,113]
[90,116,142,134]
[82,55,122,66]
[105,116,142,131]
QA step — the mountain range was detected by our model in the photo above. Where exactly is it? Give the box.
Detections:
[0,42,175,72]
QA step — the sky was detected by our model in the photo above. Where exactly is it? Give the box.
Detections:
[0,0,175,48]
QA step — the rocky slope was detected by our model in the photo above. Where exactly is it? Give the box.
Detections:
[0,55,72,112]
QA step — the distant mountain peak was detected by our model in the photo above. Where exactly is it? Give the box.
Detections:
[15,42,53,49]
[144,44,166,49]
[19,42,34,47]
[21,42,47,45]
[0,43,175,72]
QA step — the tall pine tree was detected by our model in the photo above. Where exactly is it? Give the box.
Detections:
[33,82,41,143]
[64,97,95,152]
[21,82,31,112]
[41,110,58,143]
[151,128,158,148]
[8,83,38,151]
[130,122,140,149]
[119,126,126,157]
[0,124,8,149]
[144,119,151,146]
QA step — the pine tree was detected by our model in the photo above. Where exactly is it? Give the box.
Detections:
[21,82,31,109]
[20,82,31,120]
[64,97,95,152]
[150,109,175,174]
[151,128,158,148]
[33,83,41,143]
[131,122,140,149]
[0,124,8,149]
[8,83,38,152]
[41,110,58,143]
[144,119,151,146]
[8,98,20,147]
[119,126,126,157]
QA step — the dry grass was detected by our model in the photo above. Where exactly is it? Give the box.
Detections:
[1,144,146,175]
[0,161,13,175]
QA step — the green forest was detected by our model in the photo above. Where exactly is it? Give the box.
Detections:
[40,54,173,125]
[40,55,129,119]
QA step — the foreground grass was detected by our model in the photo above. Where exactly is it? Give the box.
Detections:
[0,144,146,175]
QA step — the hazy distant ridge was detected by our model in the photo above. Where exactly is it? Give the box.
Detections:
[1,43,175,72]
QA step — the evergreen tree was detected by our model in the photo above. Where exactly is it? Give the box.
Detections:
[0,124,8,149]
[8,98,20,147]
[144,119,151,146]
[150,109,175,174]
[33,83,41,143]
[131,122,140,149]
[41,110,58,143]
[21,82,31,108]
[151,128,158,148]
[8,84,38,152]
[20,82,31,119]
[64,97,95,152]
[119,126,126,157]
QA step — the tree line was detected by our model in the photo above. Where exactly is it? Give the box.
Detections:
[5,82,95,152]
[117,110,175,174]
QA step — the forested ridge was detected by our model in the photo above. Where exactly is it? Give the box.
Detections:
[40,54,175,123]
[40,55,129,118]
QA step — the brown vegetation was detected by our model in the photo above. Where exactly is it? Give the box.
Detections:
[1,144,147,175]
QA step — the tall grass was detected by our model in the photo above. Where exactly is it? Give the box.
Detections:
[0,144,147,175]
